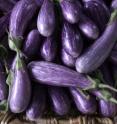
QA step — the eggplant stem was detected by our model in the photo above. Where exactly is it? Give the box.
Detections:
[98,84,117,92]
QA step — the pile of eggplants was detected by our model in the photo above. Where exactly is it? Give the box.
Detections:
[0,0,117,121]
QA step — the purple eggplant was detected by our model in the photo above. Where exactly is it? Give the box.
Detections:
[111,0,117,10]
[35,0,44,7]
[70,88,97,114]
[9,0,37,50]
[26,84,46,120]
[110,50,117,65]
[83,0,110,32]
[76,10,117,73]
[9,56,31,113]
[41,35,56,61]
[37,0,55,37]
[0,62,8,100]
[23,29,41,59]
[60,0,81,24]
[48,86,70,115]
[78,13,99,40]
[0,13,10,39]
[62,22,83,58]
[61,49,76,67]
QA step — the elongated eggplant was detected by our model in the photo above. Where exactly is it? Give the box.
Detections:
[41,35,56,61]
[70,88,97,114]
[37,0,55,37]
[48,86,70,115]
[61,49,76,67]
[111,0,117,10]
[9,0,37,50]
[26,84,46,120]
[9,56,31,113]
[0,62,8,100]
[60,0,81,24]
[76,10,117,73]
[23,29,41,59]
[78,13,99,40]
[0,13,10,39]
[83,0,110,32]
[35,0,44,7]
[62,22,83,58]
[110,50,117,65]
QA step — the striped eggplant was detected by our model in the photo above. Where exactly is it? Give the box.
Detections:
[35,0,44,7]
[78,13,99,40]
[23,29,41,59]
[41,35,56,61]
[110,50,117,65]
[111,0,117,10]
[83,0,110,32]
[9,0,38,50]
[26,84,46,120]
[76,10,117,73]
[62,21,83,58]
[0,62,8,100]
[48,86,70,115]
[61,49,76,67]
[60,0,81,24]
[0,13,10,39]
[70,88,97,114]
[37,0,55,37]
[9,56,31,113]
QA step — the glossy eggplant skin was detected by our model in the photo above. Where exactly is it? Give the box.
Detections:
[83,0,110,32]
[9,0,37,39]
[111,0,117,10]
[37,0,55,37]
[48,86,70,115]
[62,22,83,58]
[70,88,97,114]
[60,0,81,24]
[41,36,56,61]
[78,13,99,40]
[26,84,46,120]
[23,29,41,58]
[0,62,8,100]
[28,61,92,88]
[76,11,117,73]
[9,61,31,113]
[61,49,76,67]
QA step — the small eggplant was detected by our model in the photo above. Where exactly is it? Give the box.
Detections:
[83,0,110,32]
[61,49,76,67]
[76,10,117,73]
[26,84,46,120]
[41,35,56,61]
[78,13,99,40]
[9,55,31,113]
[62,22,83,58]
[23,29,41,59]
[60,0,81,24]
[37,0,55,37]
[48,86,70,115]
[9,0,37,50]
[70,88,97,114]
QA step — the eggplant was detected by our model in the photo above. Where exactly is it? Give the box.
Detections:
[41,35,56,61]
[76,10,117,73]
[111,0,117,10]
[0,13,10,39]
[83,0,110,32]
[70,88,97,114]
[0,62,8,100]
[110,50,117,65]
[62,22,83,58]
[37,0,55,37]
[78,13,99,40]
[23,29,41,59]
[9,56,31,113]
[61,49,76,67]
[9,0,38,50]
[26,84,46,120]
[48,86,70,115]
[60,0,81,24]
[35,0,44,7]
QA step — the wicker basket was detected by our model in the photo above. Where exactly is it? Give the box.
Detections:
[0,112,116,124]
